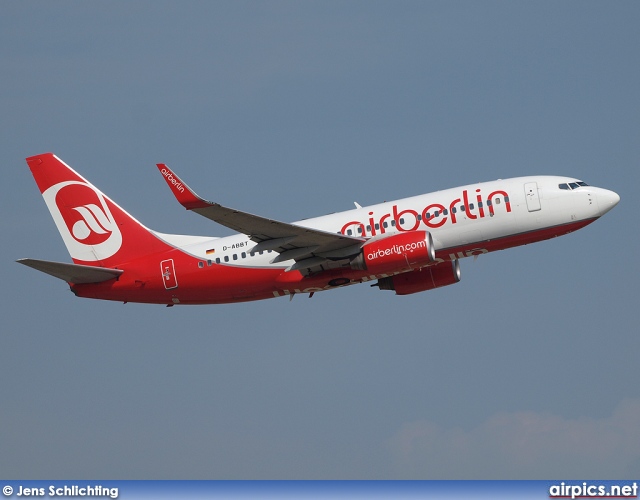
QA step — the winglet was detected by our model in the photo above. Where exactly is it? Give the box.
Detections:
[156,163,211,210]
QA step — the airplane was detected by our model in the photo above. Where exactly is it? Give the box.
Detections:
[18,153,620,306]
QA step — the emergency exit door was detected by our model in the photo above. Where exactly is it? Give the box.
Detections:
[524,182,541,212]
[160,259,178,289]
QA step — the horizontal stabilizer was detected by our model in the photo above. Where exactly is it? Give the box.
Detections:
[17,258,123,284]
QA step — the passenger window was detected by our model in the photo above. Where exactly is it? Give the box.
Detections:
[198,261,204,268]
[400,218,405,224]
[366,225,371,232]
[242,252,246,258]
[215,258,221,264]
[357,227,363,234]
[434,211,439,217]
[375,223,380,230]
[451,207,457,213]
[383,222,388,228]
[391,220,396,226]
[443,209,448,216]
[207,260,212,266]
[347,229,352,236]
[495,199,501,205]
[224,256,229,263]
[504,196,509,202]
[233,254,238,261]
[469,203,474,210]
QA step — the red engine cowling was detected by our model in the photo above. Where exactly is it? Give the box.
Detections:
[375,260,461,295]
[350,230,435,274]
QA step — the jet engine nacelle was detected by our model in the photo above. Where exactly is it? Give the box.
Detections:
[375,260,461,295]
[350,230,435,274]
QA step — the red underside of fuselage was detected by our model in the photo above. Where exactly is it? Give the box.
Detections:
[439,216,597,258]
[71,217,598,305]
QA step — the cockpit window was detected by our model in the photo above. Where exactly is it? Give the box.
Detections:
[559,181,589,190]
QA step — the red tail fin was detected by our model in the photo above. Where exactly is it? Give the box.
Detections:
[26,153,172,267]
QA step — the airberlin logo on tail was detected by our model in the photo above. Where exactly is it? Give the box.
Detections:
[71,204,113,241]
[161,168,185,193]
[42,181,122,262]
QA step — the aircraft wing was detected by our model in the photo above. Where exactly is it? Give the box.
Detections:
[156,164,365,270]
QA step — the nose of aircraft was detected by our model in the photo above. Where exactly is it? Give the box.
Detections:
[596,188,620,216]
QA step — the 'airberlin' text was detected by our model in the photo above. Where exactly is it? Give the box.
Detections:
[341,188,511,237]
[161,168,185,193]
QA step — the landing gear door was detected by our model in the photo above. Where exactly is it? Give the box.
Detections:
[160,259,178,290]
[524,182,541,212]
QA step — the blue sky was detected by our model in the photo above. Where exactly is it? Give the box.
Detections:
[1,1,639,478]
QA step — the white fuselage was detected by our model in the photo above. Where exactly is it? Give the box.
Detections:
[171,176,618,268]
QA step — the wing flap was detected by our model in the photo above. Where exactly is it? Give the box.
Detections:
[270,246,320,264]
[287,256,330,271]
[17,258,123,284]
